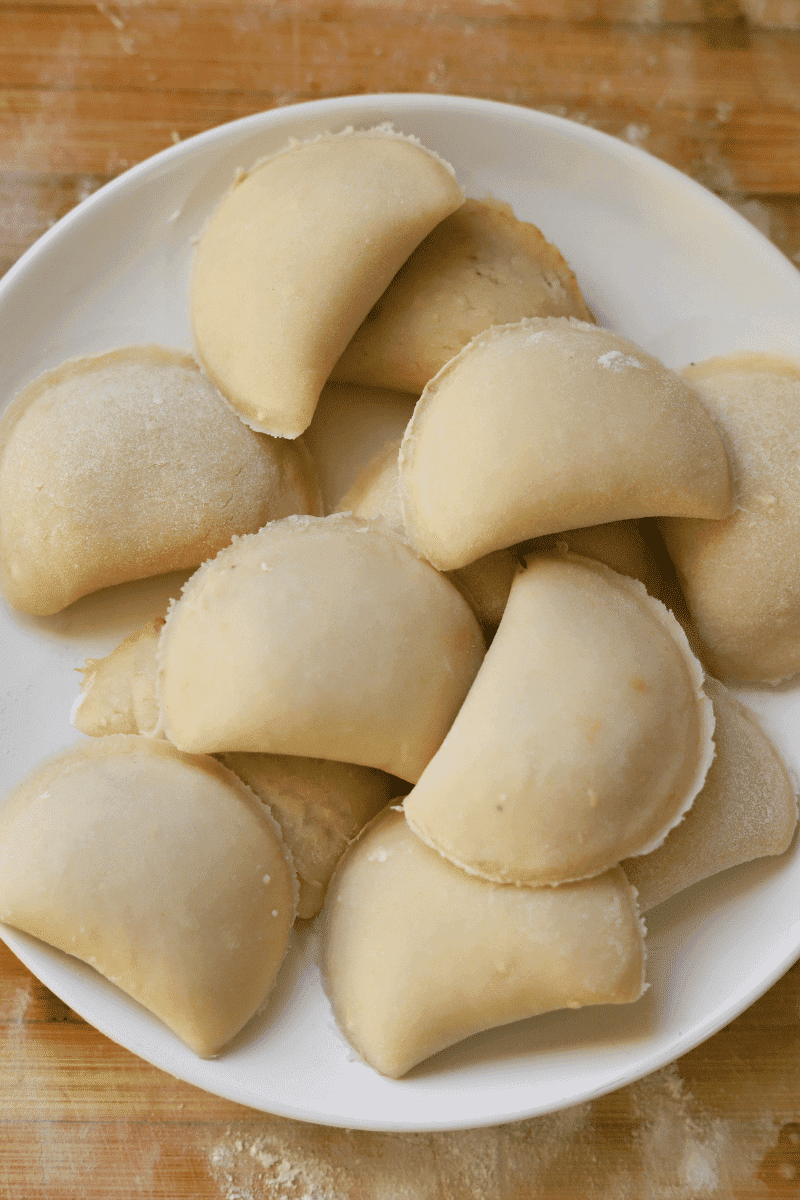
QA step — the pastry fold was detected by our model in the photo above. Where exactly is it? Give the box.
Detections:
[158,514,485,782]
[399,318,733,572]
[404,553,715,885]
[0,736,296,1057]
[191,127,464,438]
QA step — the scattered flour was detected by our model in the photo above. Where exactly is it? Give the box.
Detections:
[201,1062,787,1200]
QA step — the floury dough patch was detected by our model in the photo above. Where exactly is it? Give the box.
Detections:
[0,345,320,616]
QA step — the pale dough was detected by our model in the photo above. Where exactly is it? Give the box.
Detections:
[623,677,797,910]
[157,514,485,782]
[72,617,165,737]
[399,317,733,571]
[191,127,464,438]
[0,736,296,1057]
[331,196,593,393]
[404,552,715,885]
[660,353,800,683]
[219,753,396,918]
[0,345,320,616]
[322,808,645,1078]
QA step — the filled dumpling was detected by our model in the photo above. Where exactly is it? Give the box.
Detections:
[404,552,715,885]
[623,677,797,910]
[0,736,296,1057]
[399,317,733,571]
[191,127,464,438]
[331,197,593,394]
[157,514,485,782]
[0,346,320,615]
[660,353,800,683]
[323,808,645,1078]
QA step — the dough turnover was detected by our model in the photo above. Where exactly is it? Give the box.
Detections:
[623,677,797,910]
[0,736,296,1057]
[660,353,800,683]
[219,753,395,918]
[404,553,715,885]
[191,127,464,438]
[0,346,320,615]
[399,317,733,571]
[331,197,593,393]
[157,514,485,782]
[322,808,645,1078]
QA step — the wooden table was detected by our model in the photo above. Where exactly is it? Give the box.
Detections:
[1,3,800,1196]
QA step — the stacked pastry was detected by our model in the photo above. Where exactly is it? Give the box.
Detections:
[0,127,797,1076]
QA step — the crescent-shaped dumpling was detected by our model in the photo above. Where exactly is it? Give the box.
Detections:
[404,553,715,885]
[157,514,485,782]
[331,197,593,394]
[399,317,733,571]
[219,753,395,919]
[322,808,645,1078]
[0,737,296,1057]
[191,127,464,438]
[335,437,517,635]
[623,677,797,910]
[0,346,320,616]
[660,353,800,683]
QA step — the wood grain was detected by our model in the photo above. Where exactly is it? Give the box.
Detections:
[1,3,800,1197]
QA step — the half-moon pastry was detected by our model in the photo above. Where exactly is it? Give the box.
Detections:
[72,617,165,737]
[623,677,797,910]
[219,753,395,919]
[335,437,517,635]
[0,346,320,616]
[191,127,464,438]
[322,808,645,1078]
[404,553,715,885]
[0,736,296,1057]
[158,514,485,782]
[399,317,733,571]
[331,197,593,393]
[660,353,800,683]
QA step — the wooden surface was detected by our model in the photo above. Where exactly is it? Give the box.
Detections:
[2,2,800,1197]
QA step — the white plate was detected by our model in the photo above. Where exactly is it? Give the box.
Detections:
[2,94,800,1133]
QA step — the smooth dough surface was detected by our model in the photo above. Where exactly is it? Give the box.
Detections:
[404,553,715,885]
[335,437,517,634]
[0,346,320,615]
[191,127,464,438]
[0,736,295,1057]
[623,677,797,910]
[331,197,593,393]
[219,753,396,918]
[399,317,733,571]
[323,808,645,1078]
[660,353,800,683]
[72,617,165,737]
[158,514,485,782]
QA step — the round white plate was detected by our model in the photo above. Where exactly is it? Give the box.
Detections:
[1,94,800,1133]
